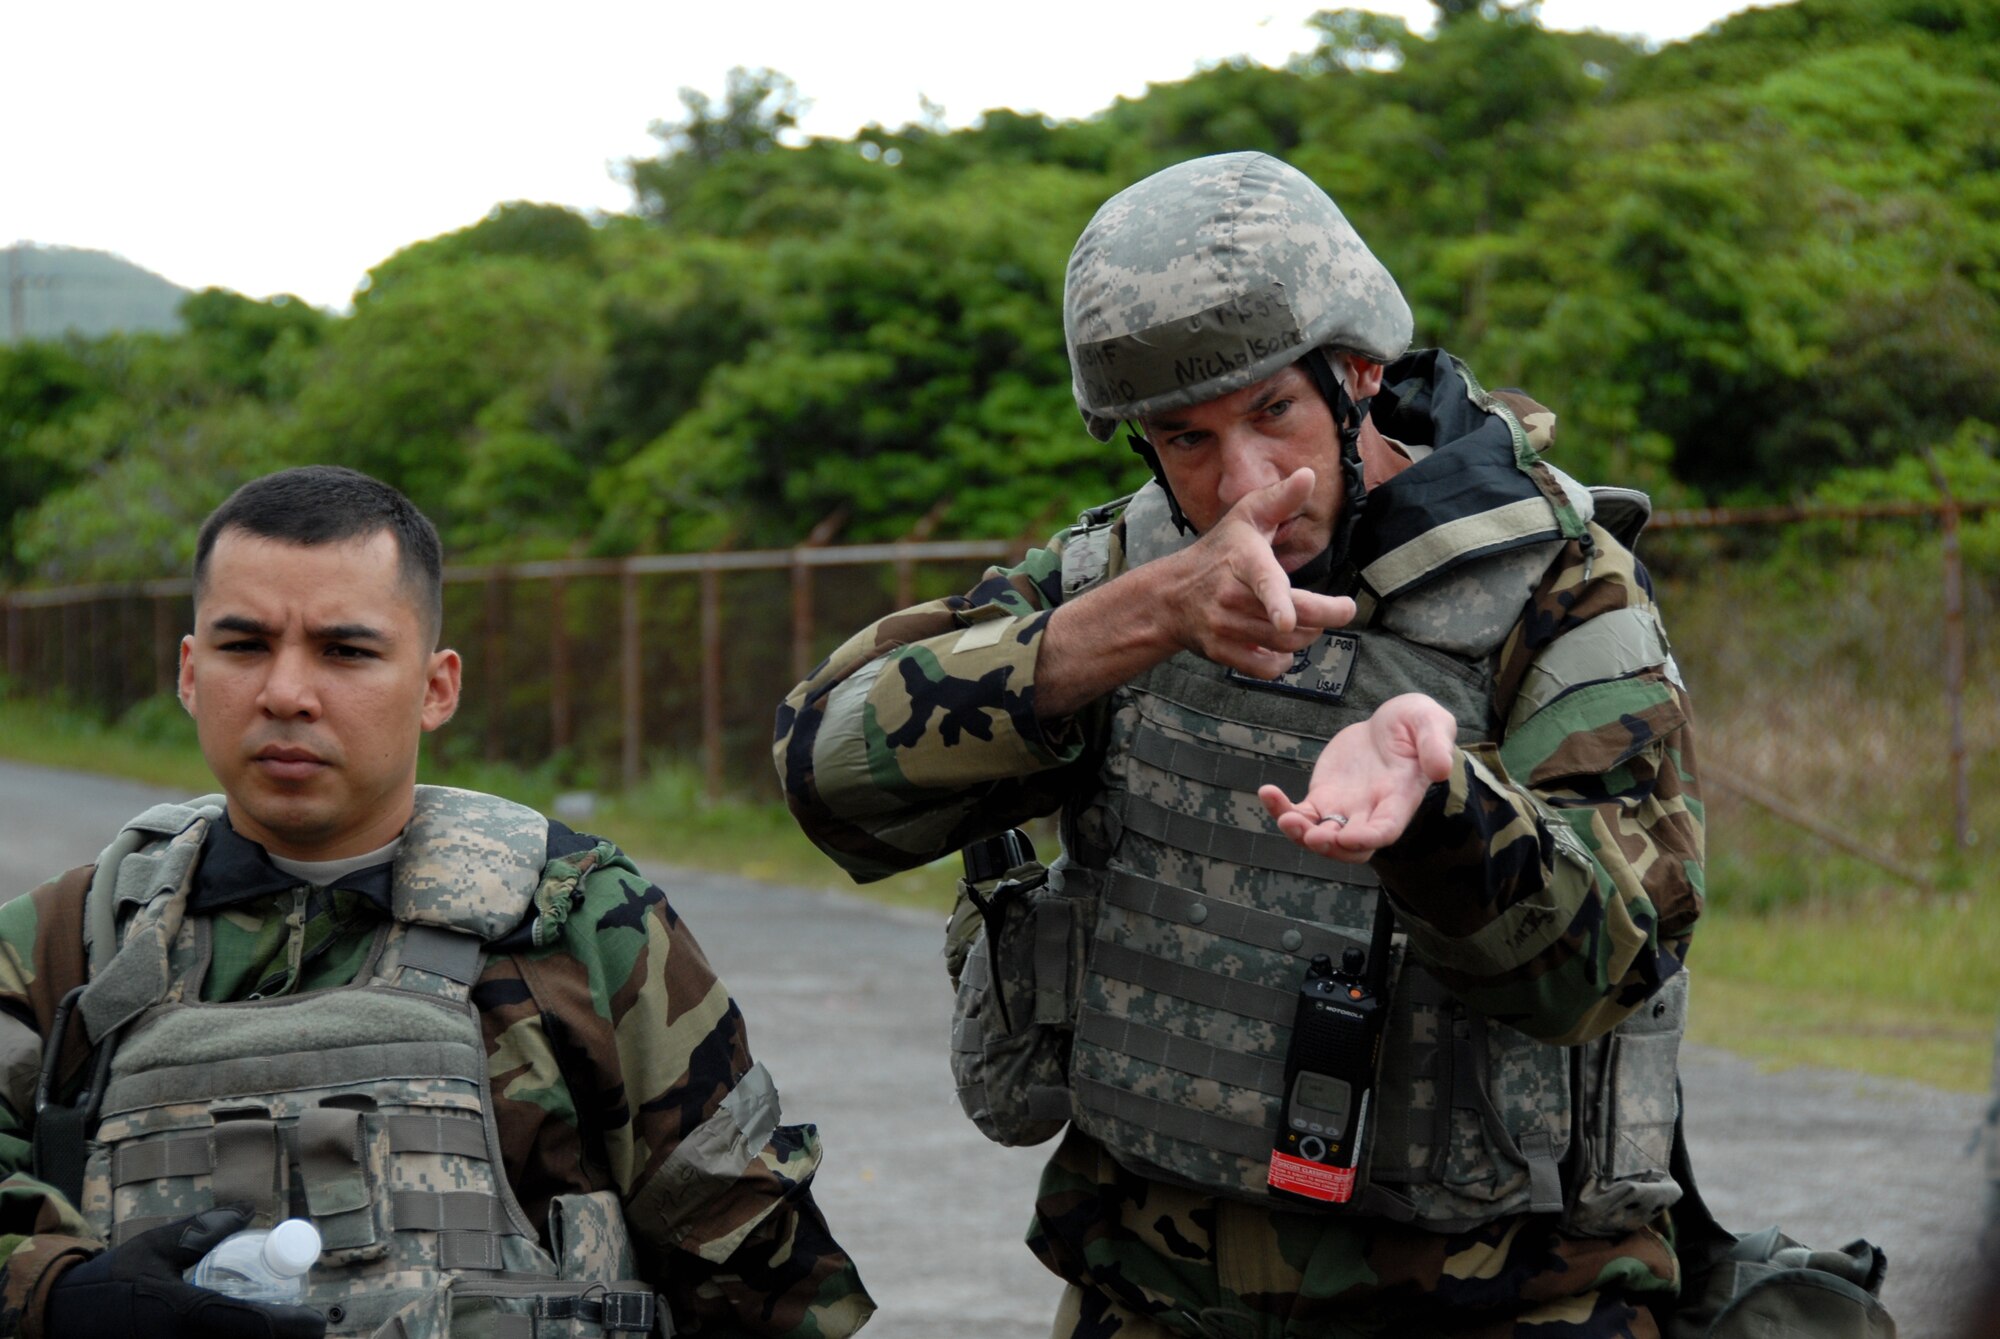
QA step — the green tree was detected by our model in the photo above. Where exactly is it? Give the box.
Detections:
[287,254,604,552]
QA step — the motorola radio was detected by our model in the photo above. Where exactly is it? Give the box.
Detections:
[1267,910,1392,1206]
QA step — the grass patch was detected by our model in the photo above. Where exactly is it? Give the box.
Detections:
[1690,899,1997,1091]
[589,762,959,912]
[0,694,213,792]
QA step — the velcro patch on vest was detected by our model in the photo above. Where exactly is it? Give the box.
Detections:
[1226,632,1358,703]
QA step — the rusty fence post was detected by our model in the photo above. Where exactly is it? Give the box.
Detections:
[483,572,508,763]
[700,565,724,802]
[790,510,848,686]
[1924,454,1972,851]
[3,595,19,686]
[61,600,79,704]
[153,594,177,697]
[620,566,643,793]
[895,500,952,610]
[549,576,572,759]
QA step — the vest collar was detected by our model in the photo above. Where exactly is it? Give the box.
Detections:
[190,815,394,914]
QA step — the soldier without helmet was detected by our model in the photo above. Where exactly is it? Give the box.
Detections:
[0,466,875,1338]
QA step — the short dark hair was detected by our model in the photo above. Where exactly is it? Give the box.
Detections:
[193,466,445,643]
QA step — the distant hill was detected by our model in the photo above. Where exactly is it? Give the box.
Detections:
[2,243,189,343]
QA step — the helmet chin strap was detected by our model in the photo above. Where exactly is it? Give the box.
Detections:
[1125,430,1195,535]
[1295,347,1373,587]
[1125,348,1375,562]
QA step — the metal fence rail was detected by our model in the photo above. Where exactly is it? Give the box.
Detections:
[2,539,1018,801]
[4,500,1993,874]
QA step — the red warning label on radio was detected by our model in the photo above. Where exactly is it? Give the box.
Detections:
[1267,1151,1357,1202]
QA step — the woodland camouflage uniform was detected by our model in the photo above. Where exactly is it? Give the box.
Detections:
[777,417,1703,1335]
[0,807,874,1338]
[775,159,1704,1339]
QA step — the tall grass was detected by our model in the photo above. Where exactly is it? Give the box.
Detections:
[1653,534,1998,1088]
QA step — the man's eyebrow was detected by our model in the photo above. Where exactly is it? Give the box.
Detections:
[206,615,391,644]
[312,622,392,644]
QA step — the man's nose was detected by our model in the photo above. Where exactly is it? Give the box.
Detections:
[1214,431,1280,513]
[258,645,321,719]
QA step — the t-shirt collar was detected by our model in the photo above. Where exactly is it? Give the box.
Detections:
[191,814,396,913]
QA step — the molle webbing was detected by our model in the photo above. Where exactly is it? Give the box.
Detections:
[1075,1008,1285,1096]
[1086,940,1297,1026]
[1121,795,1361,880]
[384,1112,492,1159]
[1032,900,1076,1025]
[1071,1075,1271,1162]
[107,1111,488,1186]
[1104,871,1369,962]
[102,1039,486,1112]
[1128,727,1312,798]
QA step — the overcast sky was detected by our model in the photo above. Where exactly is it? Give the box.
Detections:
[4,1,1766,310]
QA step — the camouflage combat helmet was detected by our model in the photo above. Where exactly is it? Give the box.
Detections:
[1064,151,1413,441]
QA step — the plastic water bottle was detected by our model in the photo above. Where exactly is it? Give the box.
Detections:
[184,1217,321,1303]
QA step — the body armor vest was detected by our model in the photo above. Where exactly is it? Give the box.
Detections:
[1054,430,1685,1235]
[67,787,663,1338]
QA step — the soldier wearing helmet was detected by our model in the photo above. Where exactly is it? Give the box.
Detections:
[778,152,1704,1337]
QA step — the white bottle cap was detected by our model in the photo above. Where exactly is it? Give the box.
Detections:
[262,1219,322,1277]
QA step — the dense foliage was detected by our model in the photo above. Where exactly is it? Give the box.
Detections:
[3,0,1996,582]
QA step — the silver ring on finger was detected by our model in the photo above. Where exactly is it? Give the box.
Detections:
[1321,813,1350,829]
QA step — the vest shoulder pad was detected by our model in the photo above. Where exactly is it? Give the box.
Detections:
[1378,538,1567,660]
[1588,486,1652,549]
[1118,481,1195,569]
[1060,493,1132,600]
[86,797,226,970]
[392,786,550,942]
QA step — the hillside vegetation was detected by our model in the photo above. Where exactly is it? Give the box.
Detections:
[1,0,1995,582]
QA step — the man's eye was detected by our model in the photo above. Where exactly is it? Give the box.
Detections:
[326,645,376,660]
[1265,399,1292,418]
[218,640,265,653]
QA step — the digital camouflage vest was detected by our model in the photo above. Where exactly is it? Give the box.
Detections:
[68,787,664,1338]
[1049,389,1686,1235]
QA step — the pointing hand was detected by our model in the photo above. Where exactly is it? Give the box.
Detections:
[1167,468,1355,677]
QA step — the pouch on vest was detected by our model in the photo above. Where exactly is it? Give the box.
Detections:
[1663,1089,1895,1339]
[379,1273,670,1339]
[946,830,1079,1147]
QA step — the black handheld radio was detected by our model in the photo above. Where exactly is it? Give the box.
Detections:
[1267,911,1392,1205]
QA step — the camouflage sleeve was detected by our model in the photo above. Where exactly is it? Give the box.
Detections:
[483,840,873,1338]
[774,538,1093,882]
[0,869,107,1338]
[1371,525,1704,1046]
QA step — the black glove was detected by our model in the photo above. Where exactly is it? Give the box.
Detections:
[45,1203,327,1339]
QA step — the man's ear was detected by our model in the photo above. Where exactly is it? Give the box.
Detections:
[1337,352,1385,401]
[177,635,197,716]
[421,648,462,732]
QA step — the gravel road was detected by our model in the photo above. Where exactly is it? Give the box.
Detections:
[4,759,1990,1338]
